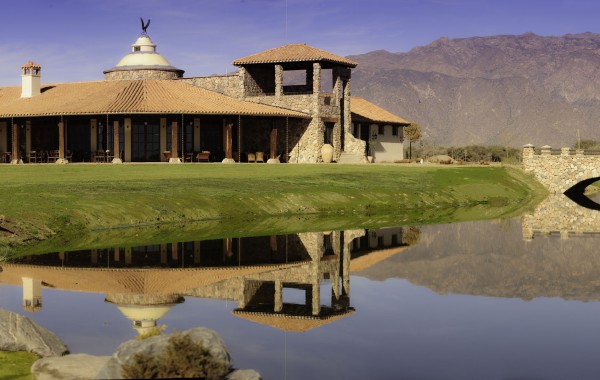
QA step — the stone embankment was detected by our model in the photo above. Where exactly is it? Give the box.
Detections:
[522,144,600,193]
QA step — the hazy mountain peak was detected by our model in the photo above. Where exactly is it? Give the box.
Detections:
[350,33,600,147]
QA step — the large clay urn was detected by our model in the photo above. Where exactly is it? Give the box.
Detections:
[321,143,333,163]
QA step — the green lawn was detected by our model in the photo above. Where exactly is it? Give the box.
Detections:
[0,351,37,380]
[0,163,546,254]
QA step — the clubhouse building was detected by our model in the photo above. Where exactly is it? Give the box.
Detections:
[0,26,410,164]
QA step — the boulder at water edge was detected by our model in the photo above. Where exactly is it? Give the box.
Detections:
[0,308,68,357]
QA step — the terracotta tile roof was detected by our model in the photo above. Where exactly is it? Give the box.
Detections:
[0,263,302,296]
[351,97,411,125]
[349,246,408,273]
[0,80,308,118]
[232,44,358,68]
[232,309,354,332]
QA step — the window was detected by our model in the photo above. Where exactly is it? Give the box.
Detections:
[134,46,141,52]
[392,126,398,136]
[378,125,385,135]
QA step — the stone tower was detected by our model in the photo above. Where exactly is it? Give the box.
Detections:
[21,61,41,98]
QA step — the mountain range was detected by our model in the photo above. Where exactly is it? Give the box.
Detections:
[349,32,600,148]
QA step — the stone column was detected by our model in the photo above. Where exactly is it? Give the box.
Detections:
[522,143,535,169]
[332,68,341,104]
[342,78,351,153]
[311,282,321,316]
[275,64,283,98]
[112,120,122,163]
[170,121,181,163]
[541,145,552,156]
[312,62,321,116]
[561,147,571,156]
[274,280,283,313]
[222,120,235,163]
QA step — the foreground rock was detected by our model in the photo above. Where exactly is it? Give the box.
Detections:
[32,327,260,379]
[0,308,68,357]
[32,354,110,380]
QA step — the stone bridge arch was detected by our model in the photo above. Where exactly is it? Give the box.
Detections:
[522,144,600,194]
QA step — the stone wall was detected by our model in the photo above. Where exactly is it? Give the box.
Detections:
[522,144,600,193]
[105,69,180,80]
[181,74,242,98]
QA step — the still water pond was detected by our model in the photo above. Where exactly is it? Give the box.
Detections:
[2,195,600,379]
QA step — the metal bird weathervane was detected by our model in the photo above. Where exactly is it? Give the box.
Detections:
[140,17,151,34]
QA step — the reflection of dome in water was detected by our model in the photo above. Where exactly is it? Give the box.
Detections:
[104,34,184,80]
[106,293,184,335]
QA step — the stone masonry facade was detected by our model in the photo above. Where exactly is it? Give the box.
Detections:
[185,61,360,163]
[522,144,600,193]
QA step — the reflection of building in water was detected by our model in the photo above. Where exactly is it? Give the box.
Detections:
[106,294,184,335]
[521,194,600,240]
[22,277,42,312]
[0,228,410,333]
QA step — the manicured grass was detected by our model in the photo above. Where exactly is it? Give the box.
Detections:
[0,351,38,380]
[0,163,546,254]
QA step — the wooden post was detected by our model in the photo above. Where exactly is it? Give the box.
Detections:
[113,120,120,160]
[171,121,179,162]
[58,122,65,160]
[270,128,277,159]
[225,121,233,159]
[12,123,18,162]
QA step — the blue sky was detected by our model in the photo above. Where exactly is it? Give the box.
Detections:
[1,0,600,85]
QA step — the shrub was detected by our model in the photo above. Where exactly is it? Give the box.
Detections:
[121,332,230,379]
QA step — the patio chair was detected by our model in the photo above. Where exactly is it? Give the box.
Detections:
[256,151,265,163]
[247,152,256,163]
[47,150,60,163]
[196,151,210,162]
[28,150,38,163]
[184,152,195,162]
[94,150,106,162]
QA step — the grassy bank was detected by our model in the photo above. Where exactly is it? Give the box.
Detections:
[0,164,546,254]
[0,351,37,380]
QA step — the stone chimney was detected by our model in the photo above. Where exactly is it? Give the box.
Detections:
[21,61,41,98]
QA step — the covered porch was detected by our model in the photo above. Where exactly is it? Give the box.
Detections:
[0,79,308,164]
[0,114,309,164]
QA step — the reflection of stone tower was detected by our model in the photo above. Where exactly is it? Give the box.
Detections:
[22,277,42,312]
[105,294,184,335]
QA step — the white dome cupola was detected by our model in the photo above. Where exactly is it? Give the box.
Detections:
[103,19,184,80]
